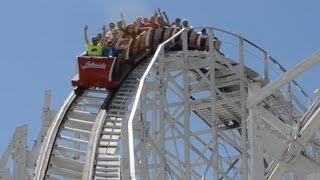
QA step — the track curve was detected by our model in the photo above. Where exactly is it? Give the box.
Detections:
[34,55,152,179]
[84,57,152,180]
[34,88,110,179]
[32,26,319,180]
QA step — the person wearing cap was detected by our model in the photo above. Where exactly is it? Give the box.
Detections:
[84,25,106,56]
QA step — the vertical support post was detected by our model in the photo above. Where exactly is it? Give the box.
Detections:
[239,38,248,180]
[150,68,159,179]
[208,28,219,180]
[32,90,53,153]
[13,125,28,180]
[264,52,269,82]
[41,90,53,133]
[44,90,51,111]
[122,120,130,179]
[151,74,158,179]
[43,90,52,123]
[286,83,295,137]
[182,29,188,52]
[140,85,149,180]
[158,47,167,179]
[182,28,191,180]
[248,83,265,180]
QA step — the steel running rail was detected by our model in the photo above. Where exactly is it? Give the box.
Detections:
[82,88,117,180]
[82,109,108,179]
[126,28,186,180]
[34,88,110,179]
[33,91,77,179]
[83,57,153,179]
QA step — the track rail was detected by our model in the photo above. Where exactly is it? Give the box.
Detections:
[34,88,110,179]
[82,57,152,180]
[31,25,317,179]
[34,53,152,179]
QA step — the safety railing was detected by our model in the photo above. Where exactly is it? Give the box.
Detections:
[126,26,313,178]
[81,25,312,115]
[126,28,186,179]
[205,26,312,116]
[77,24,315,180]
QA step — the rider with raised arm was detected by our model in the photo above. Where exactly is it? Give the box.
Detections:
[144,16,159,30]
[84,25,106,56]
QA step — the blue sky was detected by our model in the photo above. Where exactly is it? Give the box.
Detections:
[0,0,319,155]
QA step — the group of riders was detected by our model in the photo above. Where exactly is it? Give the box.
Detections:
[83,11,220,59]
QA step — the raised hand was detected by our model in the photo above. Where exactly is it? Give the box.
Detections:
[102,25,107,32]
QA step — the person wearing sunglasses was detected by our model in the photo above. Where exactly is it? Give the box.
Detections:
[84,25,106,56]
[103,40,118,58]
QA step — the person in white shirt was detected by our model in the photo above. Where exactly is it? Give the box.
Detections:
[106,22,116,38]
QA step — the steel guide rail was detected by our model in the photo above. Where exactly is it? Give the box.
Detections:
[34,88,109,179]
[86,58,152,180]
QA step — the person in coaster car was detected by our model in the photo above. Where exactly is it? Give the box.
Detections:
[103,40,118,58]
[84,25,106,56]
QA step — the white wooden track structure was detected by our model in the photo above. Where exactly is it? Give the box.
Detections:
[1,27,320,180]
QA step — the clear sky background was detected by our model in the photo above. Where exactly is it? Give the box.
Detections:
[0,0,319,156]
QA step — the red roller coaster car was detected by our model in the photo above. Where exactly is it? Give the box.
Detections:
[72,27,153,89]
[71,26,220,89]
[72,56,121,88]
